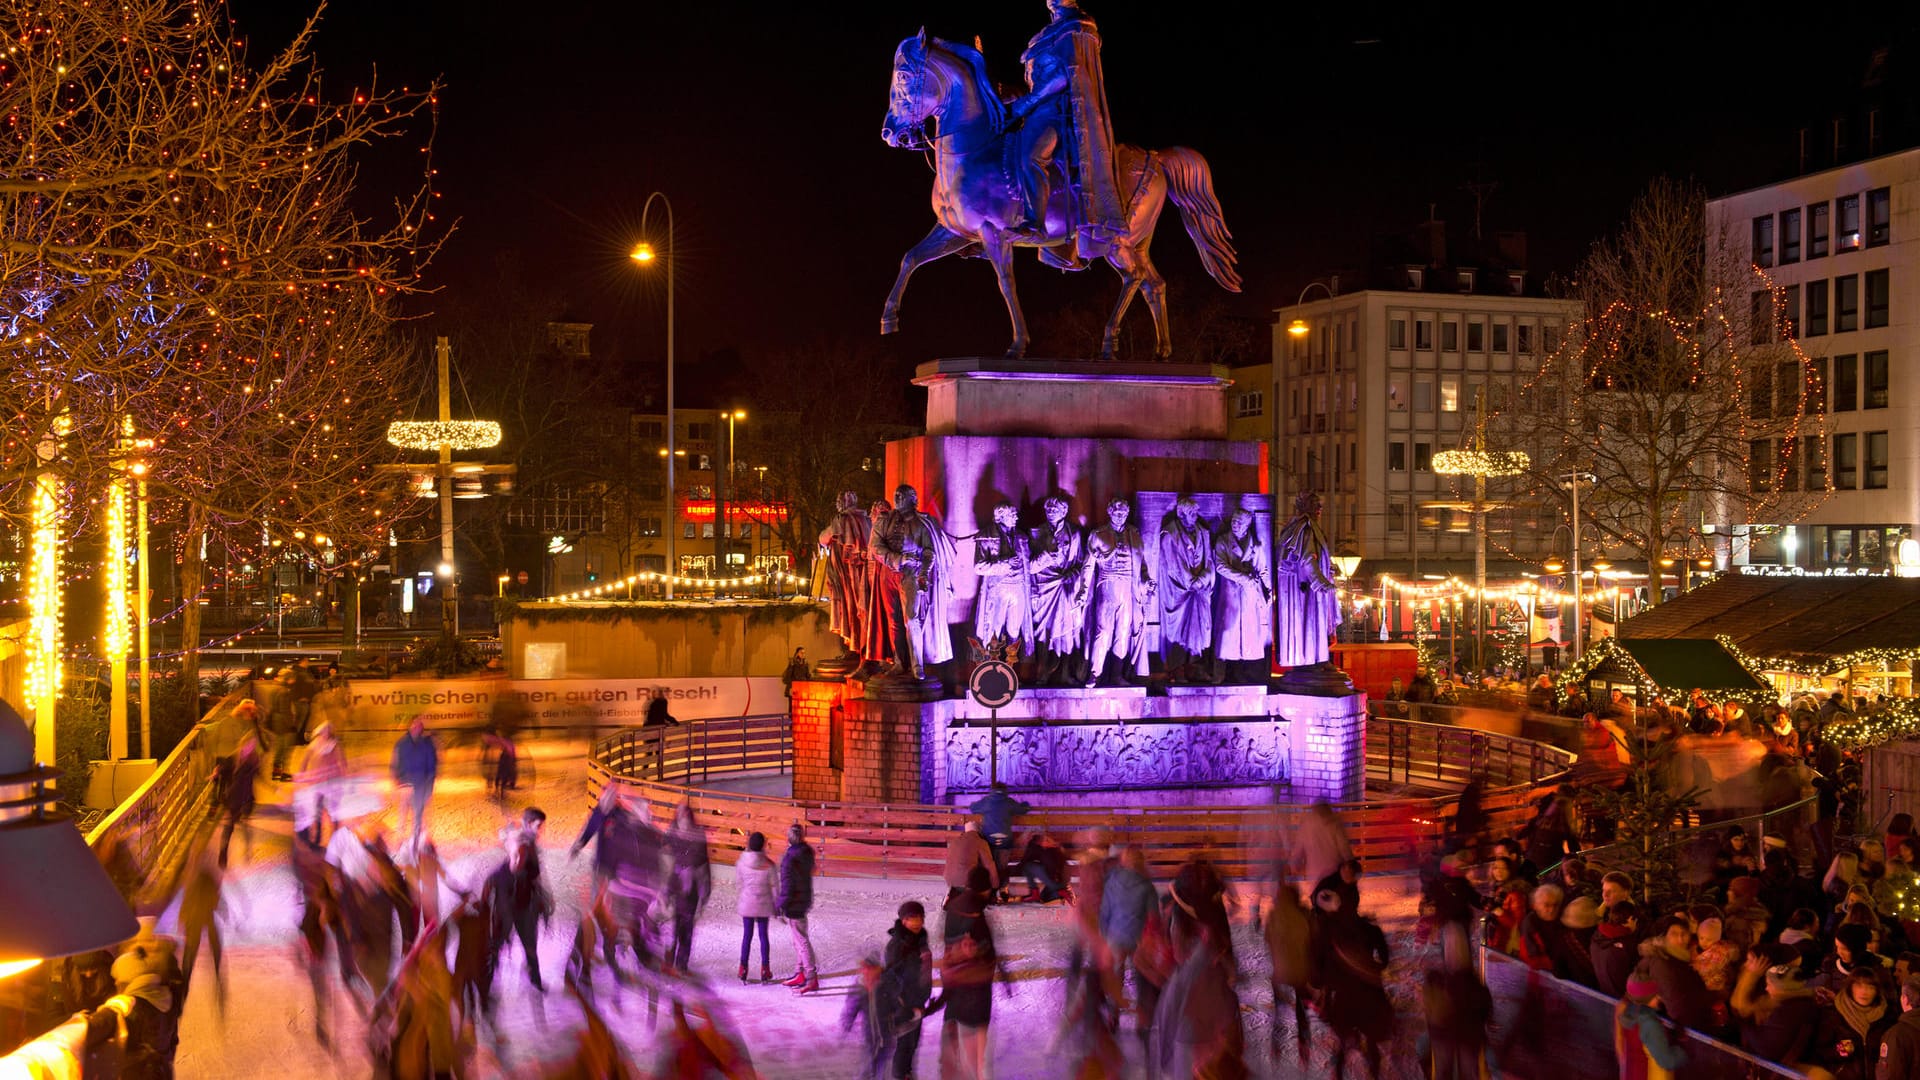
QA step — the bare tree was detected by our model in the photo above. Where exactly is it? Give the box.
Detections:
[741,339,909,575]
[1501,178,1828,602]
[0,0,442,684]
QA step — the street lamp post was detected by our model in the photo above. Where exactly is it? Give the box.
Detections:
[632,191,676,599]
[719,409,746,591]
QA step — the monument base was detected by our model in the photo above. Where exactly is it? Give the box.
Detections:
[1276,661,1358,697]
[793,681,1366,806]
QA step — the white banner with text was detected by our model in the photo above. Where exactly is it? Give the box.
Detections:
[339,676,785,730]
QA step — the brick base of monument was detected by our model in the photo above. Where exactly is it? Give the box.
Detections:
[792,681,1367,806]
[790,680,926,805]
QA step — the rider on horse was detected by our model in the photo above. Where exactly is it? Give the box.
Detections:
[1003,0,1127,271]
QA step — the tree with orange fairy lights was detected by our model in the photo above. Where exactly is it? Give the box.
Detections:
[1500,178,1829,607]
[0,0,442,693]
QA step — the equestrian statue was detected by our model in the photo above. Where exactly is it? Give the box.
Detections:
[880,1,1242,360]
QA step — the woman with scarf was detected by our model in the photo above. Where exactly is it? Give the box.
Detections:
[1805,968,1896,1080]
[939,865,1003,1080]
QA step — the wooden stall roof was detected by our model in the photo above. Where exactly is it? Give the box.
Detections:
[1619,576,1920,668]
[1606,638,1771,696]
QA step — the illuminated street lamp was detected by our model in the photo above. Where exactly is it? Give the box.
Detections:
[632,190,677,598]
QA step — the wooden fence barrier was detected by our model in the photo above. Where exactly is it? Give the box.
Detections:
[589,715,1576,882]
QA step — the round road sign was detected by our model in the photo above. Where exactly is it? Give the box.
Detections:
[968,660,1019,709]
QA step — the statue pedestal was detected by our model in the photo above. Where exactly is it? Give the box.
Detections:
[913,357,1231,440]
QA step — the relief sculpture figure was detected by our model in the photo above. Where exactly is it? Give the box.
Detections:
[1158,495,1217,684]
[1083,497,1153,686]
[1213,507,1274,682]
[972,501,1035,657]
[1027,496,1088,687]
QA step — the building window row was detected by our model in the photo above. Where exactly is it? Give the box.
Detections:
[1234,390,1264,418]
[1388,315,1556,356]
[1777,271,1889,340]
[1752,188,1889,267]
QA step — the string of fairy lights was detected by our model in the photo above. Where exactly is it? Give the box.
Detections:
[542,568,813,603]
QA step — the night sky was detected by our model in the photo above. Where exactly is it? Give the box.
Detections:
[232,1,1905,399]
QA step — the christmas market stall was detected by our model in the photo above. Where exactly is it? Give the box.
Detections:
[1617,575,1920,699]
[1557,636,1772,707]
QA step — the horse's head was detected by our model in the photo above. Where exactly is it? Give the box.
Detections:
[882,28,937,149]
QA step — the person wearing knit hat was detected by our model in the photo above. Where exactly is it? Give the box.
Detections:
[101,932,185,1077]
[1692,917,1742,997]
[1616,973,1686,1079]
[1731,946,1820,1066]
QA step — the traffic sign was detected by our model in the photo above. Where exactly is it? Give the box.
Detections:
[968,660,1019,709]
[516,570,529,585]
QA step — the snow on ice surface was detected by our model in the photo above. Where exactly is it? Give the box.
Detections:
[164,737,1434,1078]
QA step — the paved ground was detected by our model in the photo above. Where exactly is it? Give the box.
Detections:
[162,737,1438,1078]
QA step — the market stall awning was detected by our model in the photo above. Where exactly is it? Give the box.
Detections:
[1609,638,1772,696]
[1619,576,1920,671]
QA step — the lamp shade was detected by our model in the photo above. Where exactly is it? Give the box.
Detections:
[0,699,138,966]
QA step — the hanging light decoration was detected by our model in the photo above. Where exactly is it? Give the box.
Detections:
[1431,448,1531,477]
[384,420,502,452]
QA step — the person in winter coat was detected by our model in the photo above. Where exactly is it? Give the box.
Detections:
[1311,881,1392,1080]
[941,866,1001,1080]
[1170,848,1234,966]
[882,901,935,1080]
[735,831,777,982]
[215,735,261,867]
[777,822,818,993]
[1616,974,1688,1080]
[1265,881,1312,1064]
[943,821,998,902]
[1877,977,1920,1080]
[1692,916,1743,1002]
[389,717,439,851]
[176,836,230,1015]
[667,802,711,977]
[1017,831,1069,904]
[1558,895,1603,987]
[94,933,186,1080]
[1099,845,1155,996]
[1517,883,1566,975]
[1150,922,1247,1079]
[572,787,665,981]
[292,721,348,848]
[841,953,894,1079]
[1643,916,1718,1033]
[966,783,1031,861]
[1805,968,1895,1080]
[487,808,554,993]
[1424,922,1491,1080]
[1592,900,1642,998]
[1733,948,1821,1066]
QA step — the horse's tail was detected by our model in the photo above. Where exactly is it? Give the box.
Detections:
[1156,146,1241,293]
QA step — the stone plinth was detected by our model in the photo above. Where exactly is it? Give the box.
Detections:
[913,358,1232,440]
[925,686,1366,805]
[790,680,929,805]
[796,665,1365,809]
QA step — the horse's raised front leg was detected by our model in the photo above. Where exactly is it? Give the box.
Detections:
[978,222,1028,358]
[882,224,976,335]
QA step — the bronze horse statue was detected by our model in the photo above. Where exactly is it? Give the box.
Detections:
[880,31,1241,360]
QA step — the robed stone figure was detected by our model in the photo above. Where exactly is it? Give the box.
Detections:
[816,491,872,661]
[1083,497,1153,685]
[972,502,1034,656]
[1158,495,1216,681]
[1009,0,1127,266]
[872,484,958,680]
[861,497,896,672]
[1028,496,1088,686]
[1213,508,1273,680]
[1274,491,1339,670]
